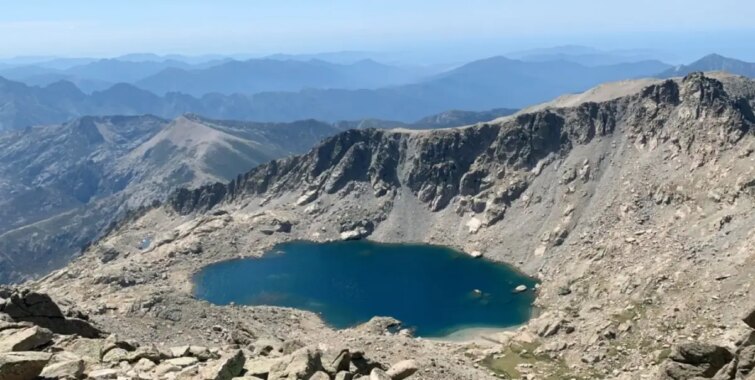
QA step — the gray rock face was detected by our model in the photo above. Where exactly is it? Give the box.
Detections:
[169,74,754,250]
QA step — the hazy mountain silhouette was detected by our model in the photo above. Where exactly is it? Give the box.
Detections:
[660,53,755,77]
[135,58,433,96]
[0,55,673,128]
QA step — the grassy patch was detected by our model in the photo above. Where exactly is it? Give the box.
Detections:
[482,341,590,380]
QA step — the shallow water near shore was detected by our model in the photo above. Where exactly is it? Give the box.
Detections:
[193,240,537,337]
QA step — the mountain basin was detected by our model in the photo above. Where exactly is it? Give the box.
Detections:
[193,240,537,337]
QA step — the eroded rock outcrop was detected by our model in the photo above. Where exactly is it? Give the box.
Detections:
[659,309,755,380]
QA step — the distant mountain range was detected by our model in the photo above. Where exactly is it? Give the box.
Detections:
[134,59,433,96]
[506,45,662,66]
[1,53,753,131]
[0,57,436,94]
[660,54,755,78]
[0,55,675,129]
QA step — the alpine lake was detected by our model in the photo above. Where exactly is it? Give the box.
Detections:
[193,240,537,338]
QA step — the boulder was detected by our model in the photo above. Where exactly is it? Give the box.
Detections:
[200,349,244,380]
[370,368,391,380]
[351,353,385,376]
[0,326,53,352]
[268,348,323,380]
[166,356,199,367]
[153,363,181,377]
[87,368,119,379]
[1,290,100,338]
[660,361,711,380]
[322,349,350,374]
[340,229,368,241]
[0,351,52,380]
[59,338,103,364]
[39,357,85,379]
[296,190,318,206]
[310,371,331,380]
[190,345,215,361]
[385,359,418,380]
[335,371,353,380]
[170,346,190,358]
[243,356,281,378]
[662,343,734,378]
[101,348,129,363]
[133,357,157,372]
[250,338,284,357]
[2,292,63,319]
[669,343,733,368]
[738,345,755,378]
[744,307,755,329]
[126,344,161,363]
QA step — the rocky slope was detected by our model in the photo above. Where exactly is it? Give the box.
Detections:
[0,286,422,380]
[30,73,755,379]
[0,115,340,283]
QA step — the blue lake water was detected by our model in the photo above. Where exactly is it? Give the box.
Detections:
[193,240,537,337]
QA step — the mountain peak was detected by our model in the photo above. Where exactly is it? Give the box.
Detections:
[660,54,755,78]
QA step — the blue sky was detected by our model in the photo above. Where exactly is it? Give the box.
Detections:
[2,0,755,62]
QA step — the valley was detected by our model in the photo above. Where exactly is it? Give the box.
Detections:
[1,9,755,378]
[11,72,752,379]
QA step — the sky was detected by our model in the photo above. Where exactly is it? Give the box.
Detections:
[2,0,755,63]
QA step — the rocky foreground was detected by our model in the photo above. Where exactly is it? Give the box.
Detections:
[23,73,755,379]
[0,287,422,379]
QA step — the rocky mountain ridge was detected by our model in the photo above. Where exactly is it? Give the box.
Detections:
[169,73,752,219]
[0,115,340,283]
[29,73,755,379]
